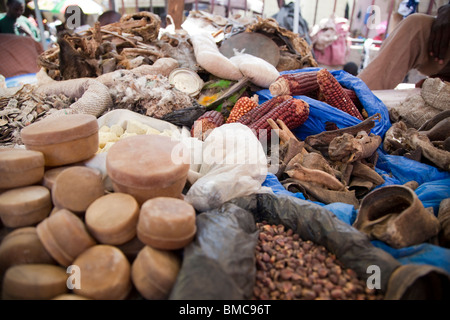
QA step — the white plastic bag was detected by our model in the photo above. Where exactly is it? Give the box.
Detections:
[184,123,270,212]
[229,51,280,88]
[189,31,243,81]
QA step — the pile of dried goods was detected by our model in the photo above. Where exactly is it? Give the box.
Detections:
[253,222,384,300]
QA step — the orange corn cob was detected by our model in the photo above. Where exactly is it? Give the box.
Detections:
[237,95,293,126]
[269,71,319,97]
[191,110,224,140]
[317,69,364,121]
[226,95,259,123]
[248,98,310,139]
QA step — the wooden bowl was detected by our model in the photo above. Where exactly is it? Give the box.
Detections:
[2,264,68,300]
[51,166,104,215]
[0,185,52,228]
[36,209,96,267]
[106,135,190,205]
[20,114,99,167]
[42,165,73,190]
[0,227,55,274]
[0,148,45,189]
[72,245,132,300]
[131,245,181,300]
[137,197,196,250]
[85,193,139,245]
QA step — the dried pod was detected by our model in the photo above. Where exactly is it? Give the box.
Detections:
[253,223,384,300]
[331,288,344,300]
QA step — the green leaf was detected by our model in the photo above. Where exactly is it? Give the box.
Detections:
[204,80,233,90]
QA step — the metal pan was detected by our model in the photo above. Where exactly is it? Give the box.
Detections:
[219,32,281,67]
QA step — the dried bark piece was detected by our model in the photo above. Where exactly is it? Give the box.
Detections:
[276,138,306,178]
[282,178,359,207]
[405,129,450,171]
[328,131,382,163]
[285,163,345,191]
[305,114,380,157]
[351,161,385,186]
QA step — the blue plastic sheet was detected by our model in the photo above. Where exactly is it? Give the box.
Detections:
[258,69,450,273]
[257,68,392,140]
[376,149,450,186]
[371,241,450,274]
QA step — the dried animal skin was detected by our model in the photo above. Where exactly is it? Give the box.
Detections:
[37,12,165,81]
[405,129,450,171]
[328,131,382,163]
[286,163,345,191]
[421,77,450,111]
[389,94,440,129]
[119,12,161,43]
[383,121,408,153]
[282,178,359,207]
[351,161,385,186]
[384,121,450,171]
[305,114,380,156]
[156,34,198,71]
[300,151,336,177]
[420,117,450,142]
[418,110,450,132]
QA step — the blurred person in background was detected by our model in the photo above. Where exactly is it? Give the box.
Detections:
[0,32,43,78]
[388,0,447,33]
[358,2,450,90]
[0,0,40,42]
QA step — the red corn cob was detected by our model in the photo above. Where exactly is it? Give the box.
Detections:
[269,71,319,97]
[226,95,259,123]
[343,88,364,113]
[247,98,310,139]
[237,95,293,126]
[191,110,224,140]
[317,69,364,120]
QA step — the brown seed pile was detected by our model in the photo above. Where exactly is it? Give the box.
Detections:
[253,222,384,300]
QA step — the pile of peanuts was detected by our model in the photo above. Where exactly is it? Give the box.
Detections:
[253,222,384,300]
